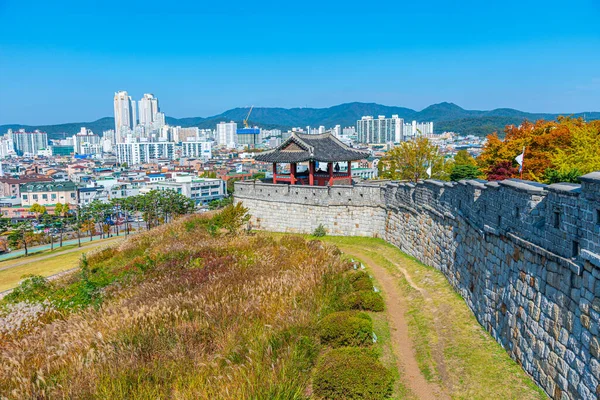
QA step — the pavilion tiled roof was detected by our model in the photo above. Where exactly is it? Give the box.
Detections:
[254,132,370,163]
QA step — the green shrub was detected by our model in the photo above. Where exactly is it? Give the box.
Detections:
[313,224,327,237]
[342,290,385,312]
[313,347,393,400]
[4,275,52,303]
[349,271,373,291]
[318,311,373,347]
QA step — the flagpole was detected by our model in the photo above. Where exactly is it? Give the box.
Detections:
[520,146,526,179]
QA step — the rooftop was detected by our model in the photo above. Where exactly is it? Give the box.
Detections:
[254,132,370,164]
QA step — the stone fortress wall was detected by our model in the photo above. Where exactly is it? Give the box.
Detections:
[235,173,600,400]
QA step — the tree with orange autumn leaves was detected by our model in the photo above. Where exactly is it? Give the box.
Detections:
[477,117,600,182]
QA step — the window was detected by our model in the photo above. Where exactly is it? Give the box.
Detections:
[572,241,580,258]
[51,194,56,200]
[596,209,600,225]
[553,211,560,228]
[497,215,502,227]
[33,194,38,200]
[515,207,520,219]
[23,194,28,200]
[42,194,48,200]
[70,193,76,198]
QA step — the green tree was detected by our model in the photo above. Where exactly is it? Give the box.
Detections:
[226,178,239,195]
[8,221,34,256]
[212,203,250,235]
[200,171,217,178]
[53,202,70,247]
[450,164,482,181]
[378,138,446,182]
[543,168,582,184]
[41,212,56,250]
[30,203,47,221]
[453,150,477,167]
[550,118,600,177]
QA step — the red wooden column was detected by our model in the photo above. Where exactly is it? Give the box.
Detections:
[290,163,296,185]
[328,162,334,186]
[272,163,277,184]
[309,161,314,186]
[347,161,352,184]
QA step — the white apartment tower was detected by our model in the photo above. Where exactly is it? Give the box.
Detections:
[181,141,212,160]
[356,115,404,144]
[138,93,160,126]
[216,121,238,148]
[403,121,435,138]
[113,91,137,140]
[116,141,175,166]
[10,129,48,156]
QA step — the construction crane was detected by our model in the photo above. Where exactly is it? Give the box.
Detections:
[243,105,254,128]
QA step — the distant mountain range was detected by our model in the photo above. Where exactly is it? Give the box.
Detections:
[2,102,599,139]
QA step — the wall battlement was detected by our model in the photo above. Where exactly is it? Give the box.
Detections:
[235,173,600,399]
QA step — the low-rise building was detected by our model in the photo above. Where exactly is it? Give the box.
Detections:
[144,173,226,205]
[0,176,53,198]
[20,181,78,207]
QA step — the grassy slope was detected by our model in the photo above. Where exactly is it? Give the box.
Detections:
[0,216,355,399]
[322,236,546,399]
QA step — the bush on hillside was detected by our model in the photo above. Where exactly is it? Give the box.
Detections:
[342,290,385,312]
[318,311,373,347]
[349,271,373,291]
[313,347,393,400]
[4,275,53,304]
[313,224,327,237]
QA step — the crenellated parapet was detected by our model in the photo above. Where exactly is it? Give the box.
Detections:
[384,173,600,271]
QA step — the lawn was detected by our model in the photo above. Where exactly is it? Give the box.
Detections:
[0,237,123,292]
[0,250,83,292]
[321,236,546,400]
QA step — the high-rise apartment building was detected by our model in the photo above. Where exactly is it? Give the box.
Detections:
[138,93,160,127]
[0,133,16,158]
[236,128,261,147]
[181,140,212,160]
[403,121,435,138]
[173,127,200,143]
[342,127,356,137]
[116,141,175,166]
[113,91,137,140]
[216,121,238,148]
[10,129,48,156]
[73,127,102,155]
[356,115,404,144]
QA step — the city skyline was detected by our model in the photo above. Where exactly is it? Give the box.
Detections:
[1,0,599,125]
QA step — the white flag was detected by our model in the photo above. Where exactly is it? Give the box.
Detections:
[515,148,525,173]
[426,165,432,178]
[515,152,524,166]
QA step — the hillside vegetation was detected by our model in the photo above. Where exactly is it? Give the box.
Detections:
[0,206,394,399]
[3,102,599,138]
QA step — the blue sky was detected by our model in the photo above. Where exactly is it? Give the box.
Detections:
[0,0,599,125]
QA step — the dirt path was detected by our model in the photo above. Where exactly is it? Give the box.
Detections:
[339,245,450,400]
[0,237,123,273]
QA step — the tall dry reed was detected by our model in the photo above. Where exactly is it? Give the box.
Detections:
[0,215,347,399]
